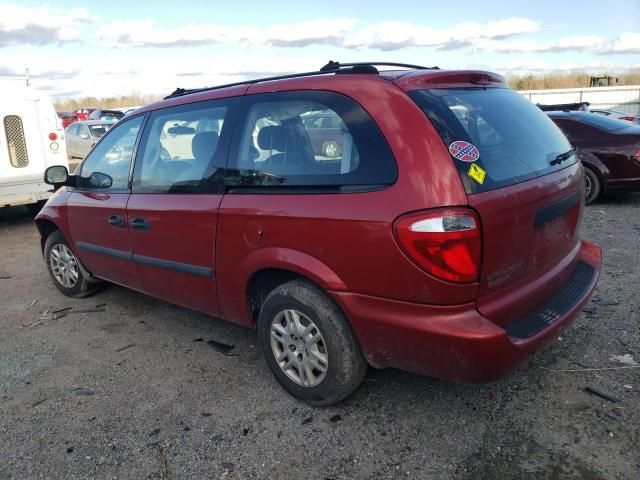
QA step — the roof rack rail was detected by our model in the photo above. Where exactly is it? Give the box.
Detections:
[320,61,436,72]
[164,60,439,100]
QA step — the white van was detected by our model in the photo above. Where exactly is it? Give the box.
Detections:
[0,78,68,212]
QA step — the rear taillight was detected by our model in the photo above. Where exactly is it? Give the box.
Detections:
[620,116,636,122]
[48,132,57,141]
[633,147,640,159]
[394,208,482,283]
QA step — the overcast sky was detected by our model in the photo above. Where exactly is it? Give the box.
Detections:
[1,0,639,100]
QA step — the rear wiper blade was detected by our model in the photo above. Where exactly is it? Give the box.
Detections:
[550,147,576,166]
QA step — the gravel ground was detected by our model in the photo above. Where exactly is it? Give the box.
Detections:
[0,194,639,480]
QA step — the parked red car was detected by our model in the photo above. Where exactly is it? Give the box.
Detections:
[36,62,601,405]
[548,111,640,204]
[74,108,96,121]
[57,111,78,129]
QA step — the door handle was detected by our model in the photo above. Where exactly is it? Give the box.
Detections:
[130,217,150,231]
[108,215,125,228]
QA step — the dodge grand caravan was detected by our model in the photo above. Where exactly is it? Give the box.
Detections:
[36,62,602,405]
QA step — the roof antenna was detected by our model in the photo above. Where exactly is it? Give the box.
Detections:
[25,68,31,87]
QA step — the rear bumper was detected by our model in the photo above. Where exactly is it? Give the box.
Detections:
[332,240,601,382]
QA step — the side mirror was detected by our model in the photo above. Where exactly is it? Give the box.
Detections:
[80,133,90,140]
[89,171,113,189]
[44,165,69,185]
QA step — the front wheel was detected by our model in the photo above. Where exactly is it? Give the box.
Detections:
[257,280,367,405]
[44,230,99,297]
[584,167,602,205]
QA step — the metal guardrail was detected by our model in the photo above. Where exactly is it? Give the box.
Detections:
[519,85,640,115]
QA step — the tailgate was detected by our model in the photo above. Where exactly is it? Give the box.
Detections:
[408,84,586,325]
[470,162,584,325]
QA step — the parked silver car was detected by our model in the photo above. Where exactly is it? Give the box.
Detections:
[65,120,115,159]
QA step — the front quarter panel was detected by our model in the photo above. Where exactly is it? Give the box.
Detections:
[35,187,72,249]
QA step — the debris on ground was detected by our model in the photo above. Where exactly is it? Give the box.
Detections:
[32,397,47,407]
[623,385,633,390]
[73,388,95,396]
[609,354,638,366]
[206,339,235,355]
[115,343,136,352]
[302,417,313,425]
[51,307,72,314]
[585,386,621,403]
[592,298,620,306]
[329,414,342,423]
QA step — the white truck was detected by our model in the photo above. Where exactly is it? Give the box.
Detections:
[0,77,68,213]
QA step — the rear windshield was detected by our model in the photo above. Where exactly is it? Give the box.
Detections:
[409,88,576,194]
[99,110,124,120]
[89,124,112,137]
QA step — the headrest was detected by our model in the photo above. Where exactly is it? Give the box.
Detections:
[257,125,289,151]
[191,131,219,161]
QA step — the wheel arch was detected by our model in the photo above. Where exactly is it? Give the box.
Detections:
[238,247,348,325]
[34,218,62,254]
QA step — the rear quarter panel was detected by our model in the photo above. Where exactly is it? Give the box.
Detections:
[216,77,476,325]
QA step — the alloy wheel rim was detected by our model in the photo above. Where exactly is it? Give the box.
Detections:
[49,244,79,288]
[585,174,592,198]
[324,142,338,157]
[270,309,328,387]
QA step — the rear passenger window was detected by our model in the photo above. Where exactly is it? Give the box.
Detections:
[133,99,237,193]
[228,91,397,190]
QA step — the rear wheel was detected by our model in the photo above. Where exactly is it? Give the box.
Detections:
[257,280,366,405]
[44,230,98,297]
[584,167,601,205]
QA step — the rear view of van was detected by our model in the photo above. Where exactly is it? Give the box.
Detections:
[0,79,68,211]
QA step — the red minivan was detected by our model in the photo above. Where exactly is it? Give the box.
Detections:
[37,62,601,405]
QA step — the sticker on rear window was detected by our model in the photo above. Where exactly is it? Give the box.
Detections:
[468,163,486,184]
[449,141,480,163]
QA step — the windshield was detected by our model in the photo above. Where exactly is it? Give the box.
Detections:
[409,88,576,194]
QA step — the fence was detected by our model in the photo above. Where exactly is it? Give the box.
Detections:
[518,85,640,115]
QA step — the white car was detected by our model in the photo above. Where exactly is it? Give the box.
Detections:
[0,79,68,213]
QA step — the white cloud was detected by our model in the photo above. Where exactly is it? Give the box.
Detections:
[598,32,640,54]
[96,18,358,48]
[95,16,538,51]
[0,2,95,46]
[473,35,606,53]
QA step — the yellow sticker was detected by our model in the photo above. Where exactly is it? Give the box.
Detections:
[468,163,486,184]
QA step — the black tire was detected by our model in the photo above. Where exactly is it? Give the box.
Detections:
[584,167,602,205]
[44,230,99,298]
[257,279,367,406]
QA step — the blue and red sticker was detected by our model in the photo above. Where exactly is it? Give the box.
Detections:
[449,140,480,163]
